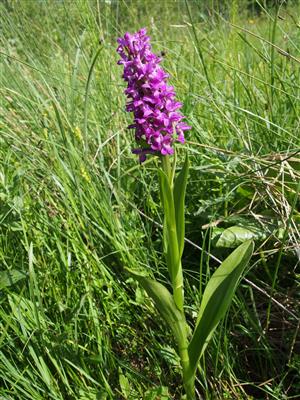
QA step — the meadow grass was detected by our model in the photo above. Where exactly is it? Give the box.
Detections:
[0,1,299,399]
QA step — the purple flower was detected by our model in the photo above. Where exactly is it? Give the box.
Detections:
[117,28,191,162]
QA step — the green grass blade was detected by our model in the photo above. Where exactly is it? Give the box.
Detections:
[84,46,103,153]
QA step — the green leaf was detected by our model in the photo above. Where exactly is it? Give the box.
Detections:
[174,154,189,257]
[213,226,265,248]
[158,169,178,282]
[118,368,131,398]
[158,169,173,218]
[0,269,27,290]
[159,345,181,368]
[158,168,183,311]
[125,268,187,348]
[188,240,254,374]
[144,386,169,400]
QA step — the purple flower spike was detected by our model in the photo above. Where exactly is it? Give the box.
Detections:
[117,28,191,161]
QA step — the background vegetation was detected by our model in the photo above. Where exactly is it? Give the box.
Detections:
[0,0,299,399]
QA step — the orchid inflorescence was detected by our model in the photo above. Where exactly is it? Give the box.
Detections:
[117,28,191,162]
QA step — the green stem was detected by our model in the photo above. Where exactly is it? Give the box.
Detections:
[160,155,195,398]
[160,156,184,311]
[179,346,196,400]
[161,155,172,184]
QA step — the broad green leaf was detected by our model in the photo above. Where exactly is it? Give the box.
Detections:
[213,226,265,248]
[125,268,187,348]
[118,368,131,398]
[188,240,254,374]
[174,154,189,257]
[159,345,181,368]
[0,269,26,290]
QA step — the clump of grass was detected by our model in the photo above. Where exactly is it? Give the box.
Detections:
[0,0,299,398]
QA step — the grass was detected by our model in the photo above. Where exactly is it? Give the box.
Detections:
[0,0,299,399]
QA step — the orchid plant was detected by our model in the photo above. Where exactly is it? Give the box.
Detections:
[117,28,254,399]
